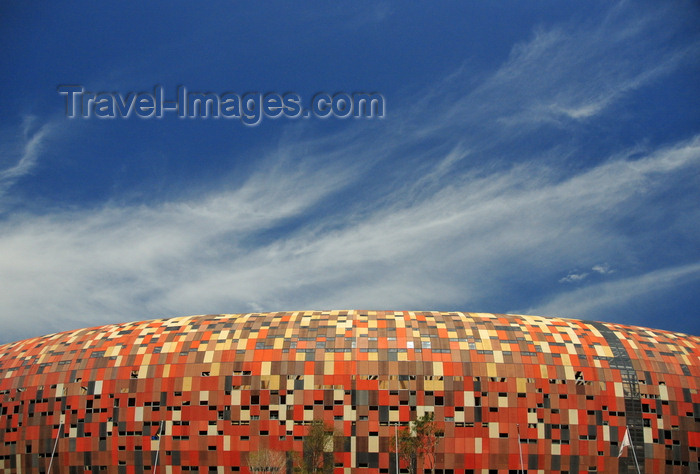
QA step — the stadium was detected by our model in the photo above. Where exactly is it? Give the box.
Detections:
[0,311,698,474]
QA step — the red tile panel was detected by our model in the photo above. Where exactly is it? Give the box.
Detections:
[0,311,698,473]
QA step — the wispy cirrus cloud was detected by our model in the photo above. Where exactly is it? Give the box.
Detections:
[592,264,614,275]
[0,116,56,200]
[559,263,615,283]
[527,262,700,328]
[559,272,589,284]
[401,2,698,145]
[1,132,698,343]
[1,2,698,343]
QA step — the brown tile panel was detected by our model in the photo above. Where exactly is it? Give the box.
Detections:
[0,311,698,473]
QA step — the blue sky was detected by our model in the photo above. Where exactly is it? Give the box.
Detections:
[1,1,699,344]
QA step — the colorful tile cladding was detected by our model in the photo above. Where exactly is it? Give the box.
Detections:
[0,311,699,474]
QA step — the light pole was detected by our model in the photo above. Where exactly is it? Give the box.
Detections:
[153,420,165,474]
[517,424,524,474]
[395,422,399,474]
[47,421,63,474]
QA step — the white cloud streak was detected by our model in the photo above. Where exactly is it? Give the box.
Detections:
[527,262,700,326]
[400,3,697,144]
[1,3,698,342]
[0,117,56,199]
[1,133,697,342]
[559,273,589,284]
[592,264,614,275]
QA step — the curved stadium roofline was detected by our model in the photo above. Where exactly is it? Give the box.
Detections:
[0,310,698,473]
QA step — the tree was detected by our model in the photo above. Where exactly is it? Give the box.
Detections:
[248,448,286,473]
[413,413,443,474]
[393,413,443,474]
[391,425,419,474]
[300,421,336,474]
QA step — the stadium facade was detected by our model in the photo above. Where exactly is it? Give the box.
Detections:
[0,311,698,474]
